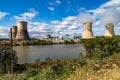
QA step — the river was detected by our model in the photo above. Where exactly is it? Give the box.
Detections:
[14,44,86,64]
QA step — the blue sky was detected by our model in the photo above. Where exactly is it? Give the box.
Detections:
[0,0,120,38]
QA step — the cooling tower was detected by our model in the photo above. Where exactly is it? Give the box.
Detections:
[104,23,115,37]
[82,22,94,38]
[10,26,17,40]
[15,21,30,41]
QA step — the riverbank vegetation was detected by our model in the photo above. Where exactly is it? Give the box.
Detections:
[1,37,120,80]
[21,39,79,46]
[81,37,120,59]
[0,40,53,46]
[0,39,80,46]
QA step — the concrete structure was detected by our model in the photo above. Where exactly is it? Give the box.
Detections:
[15,21,30,41]
[11,26,17,40]
[43,34,52,41]
[82,22,94,38]
[104,23,115,37]
[45,34,51,39]
[61,34,73,41]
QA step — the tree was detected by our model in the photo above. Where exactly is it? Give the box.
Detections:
[0,42,18,74]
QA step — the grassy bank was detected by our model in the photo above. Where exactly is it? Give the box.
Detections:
[1,54,120,80]
[1,37,120,80]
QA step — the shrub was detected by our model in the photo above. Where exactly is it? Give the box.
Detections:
[81,37,120,60]
[30,40,53,45]
[0,42,18,74]
[64,40,70,44]
[30,40,40,45]
[21,41,30,46]
[25,68,40,78]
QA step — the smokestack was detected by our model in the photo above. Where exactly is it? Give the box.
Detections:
[82,22,94,38]
[104,23,115,37]
[15,21,30,41]
[10,26,17,40]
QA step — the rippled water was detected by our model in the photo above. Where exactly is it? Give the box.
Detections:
[14,44,86,64]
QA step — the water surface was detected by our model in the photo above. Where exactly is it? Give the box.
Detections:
[14,44,86,64]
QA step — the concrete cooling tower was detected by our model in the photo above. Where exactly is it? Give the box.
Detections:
[15,21,30,41]
[104,23,115,37]
[82,22,94,38]
[11,26,17,40]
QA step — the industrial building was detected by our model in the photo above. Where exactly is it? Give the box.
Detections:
[9,21,117,41]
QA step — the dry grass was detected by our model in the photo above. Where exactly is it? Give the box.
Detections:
[67,57,120,80]
[67,67,120,80]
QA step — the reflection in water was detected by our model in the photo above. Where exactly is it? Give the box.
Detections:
[14,44,86,64]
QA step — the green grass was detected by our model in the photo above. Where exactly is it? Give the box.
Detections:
[1,54,120,80]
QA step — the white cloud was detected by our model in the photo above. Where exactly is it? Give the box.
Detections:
[29,8,39,14]
[77,13,95,23]
[48,2,54,5]
[14,13,36,21]
[51,20,60,24]
[100,8,120,24]
[48,0,61,12]
[88,0,120,25]
[93,20,101,27]
[103,0,120,7]
[48,7,55,11]
[0,12,9,20]
[63,16,77,22]
[56,0,61,4]
[28,21,53,37]
[27,14,83,38]
[0,26,9,38]
[50,16,82,36]
[14,8,38,21]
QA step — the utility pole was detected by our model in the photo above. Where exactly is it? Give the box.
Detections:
[10,28,13,74]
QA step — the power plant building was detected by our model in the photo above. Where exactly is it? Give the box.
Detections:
[9,21,116,41]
